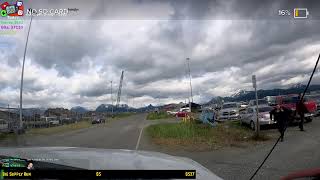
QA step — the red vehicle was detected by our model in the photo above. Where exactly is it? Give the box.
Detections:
[281,167,320,180]
[175,109,189,118]
[275,94,317,122]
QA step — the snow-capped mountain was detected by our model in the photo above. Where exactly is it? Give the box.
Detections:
[290,83,306,89]
[230,89,250,98]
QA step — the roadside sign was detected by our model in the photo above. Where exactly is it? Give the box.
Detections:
[252,75,256,88]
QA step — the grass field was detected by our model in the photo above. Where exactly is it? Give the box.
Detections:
[27,120,92,135]
[0,133,18,140]
[146,121,271,151]
[146,111,173,120]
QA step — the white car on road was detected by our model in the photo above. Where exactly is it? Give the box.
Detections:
[240,105,275,130]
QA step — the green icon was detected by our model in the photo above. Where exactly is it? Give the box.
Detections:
[1,10,7,17]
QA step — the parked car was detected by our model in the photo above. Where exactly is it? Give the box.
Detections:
[218,102,240,121]
[92,118,101,124]
[179,107,191,112]
[199,109,217,126]
[92,117,105,124]
[275,94,317,122]
[240,105,275,130]
[175,109,189,118]
[239,101,249,109]
[248,99,269,107]
[40,117,60,126]
[166,110,178,115]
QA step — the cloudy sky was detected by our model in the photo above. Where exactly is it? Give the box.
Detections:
[1,0,320,109]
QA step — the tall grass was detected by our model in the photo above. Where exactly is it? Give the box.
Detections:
[28,120,92,135]
[145,121,264,150]
[146,112,173,120]
[147,122,210,139]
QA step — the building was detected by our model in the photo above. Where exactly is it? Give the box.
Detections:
[44,108,71,118]
[181,102,202,112]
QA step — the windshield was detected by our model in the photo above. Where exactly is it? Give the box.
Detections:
[251,100,268,106]
[1,0,320,179]
[223,103,238,109]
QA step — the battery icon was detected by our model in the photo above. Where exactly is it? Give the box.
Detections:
[294,8,309,18]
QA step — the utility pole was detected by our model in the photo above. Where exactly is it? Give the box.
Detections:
[110,81,113,117]
[186,58,193,112]
[7,104,10,121]
[158,91,161,106]
[252,75,260,136]
[116,71,124,107]
[19,15,33,131]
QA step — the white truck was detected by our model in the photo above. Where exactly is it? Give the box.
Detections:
[218,102,240,121]
[40,117,60,126]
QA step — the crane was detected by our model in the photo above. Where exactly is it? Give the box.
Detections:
[116,71,124,108]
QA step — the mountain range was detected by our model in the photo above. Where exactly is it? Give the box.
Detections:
[95,104,132,113]
[70,106,89,114]
[207,84,320,105]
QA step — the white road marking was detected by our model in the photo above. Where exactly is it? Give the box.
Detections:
[135,126,144,150]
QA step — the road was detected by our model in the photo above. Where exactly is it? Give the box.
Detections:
[0,113,149,149]
[0,113,178,150]
[1,113,320,179]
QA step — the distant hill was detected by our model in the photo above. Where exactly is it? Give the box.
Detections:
[20,108,46,117]
[96,104,131,113]
[0,108,46,117]
[136,104,157,112]
[71,106,88,114]
[207,84,320,104]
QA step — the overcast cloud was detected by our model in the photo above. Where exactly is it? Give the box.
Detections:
[1,0,320,109]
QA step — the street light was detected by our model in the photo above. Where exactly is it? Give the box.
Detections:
[19,15,33,131]
[110,81,114,117]
[186,58,193,112]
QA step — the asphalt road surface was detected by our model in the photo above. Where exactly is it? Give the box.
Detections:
[0,113,150,149]
[1,114,320,180]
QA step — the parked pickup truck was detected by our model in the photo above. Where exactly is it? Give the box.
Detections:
[305,94,320,116]
[218,102,240,121]
[175,108,189,118]
[275,94,317,122]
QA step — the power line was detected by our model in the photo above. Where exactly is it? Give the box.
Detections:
[249,53,320,180]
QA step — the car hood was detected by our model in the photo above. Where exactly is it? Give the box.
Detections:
[220,108,238,112]
[0,147,222,180]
